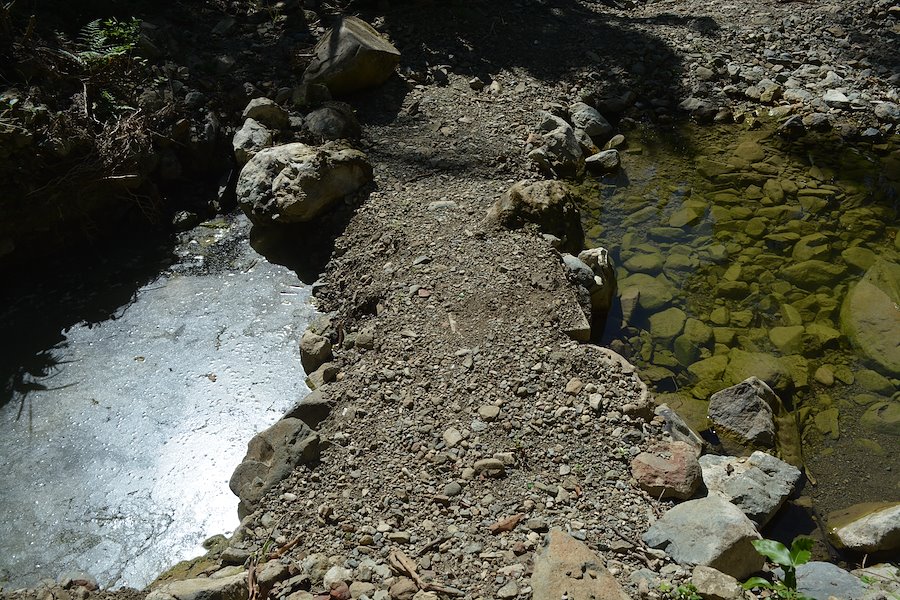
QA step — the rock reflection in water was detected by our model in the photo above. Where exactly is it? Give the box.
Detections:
[0,216,315,589]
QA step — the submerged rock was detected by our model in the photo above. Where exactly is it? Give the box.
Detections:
[840,258,900,377]
[302,16,400,95]
[237,142,373,225]
[642,495,763,579]
[531,529,630,600]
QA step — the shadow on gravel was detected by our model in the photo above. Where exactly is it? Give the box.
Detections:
[249,184,375,284]
[0,233,176,415]
[353,0,693,116]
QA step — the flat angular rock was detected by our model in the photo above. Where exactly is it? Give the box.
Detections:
[708,376,777,448]
[229,418,320,517]
[585,149,621,173]
[793,562,866,600]
[146,573,247,600]
[569,102,613,142]
[691,566,742,600]
[654,404,704,453]
[485,180,584,253]
[531,529,630,600]
[302,16,400,95]
[233,118,272,166]
[699,451,801,526]
[631,441,702,500]
[242,98,290,130]
[642,495,763,579]
[827,501,900,553]
[237,142,373,225]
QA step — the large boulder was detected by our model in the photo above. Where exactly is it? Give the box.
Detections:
[642,495,763,580]
[569,102,613,144]
[302,16,401,95]
[485,180,584,253]
[631,441,702,500]
[708,377,777,448]
[531,529,630,600]
[299,329,333,374]
[699,451,801,527]
[237,142,373,225]
[827,501,900,553]
[283,389,334,430]
[840,258,900,376]
[242,98,290,130]
[229,418,320,518]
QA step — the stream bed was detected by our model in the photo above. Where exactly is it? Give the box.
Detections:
[580,122,899,522]
[0,214,315,589]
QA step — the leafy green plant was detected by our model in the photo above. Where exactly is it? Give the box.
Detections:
[658,582,701,600]
[743,537,815,599]
[55,16,144,122]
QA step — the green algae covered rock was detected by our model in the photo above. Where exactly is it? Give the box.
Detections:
[840,258,900,376]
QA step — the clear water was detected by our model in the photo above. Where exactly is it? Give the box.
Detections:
[579,123,899,517]
[0,215,315,588]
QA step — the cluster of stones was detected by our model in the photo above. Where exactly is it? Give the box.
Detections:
[524,101,626,178]
[230,16,402,227]
[650,0,900,139]
[631,377,900,599]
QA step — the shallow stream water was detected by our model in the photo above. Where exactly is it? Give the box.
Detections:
[0,215,315,589]
[580,122,899,521]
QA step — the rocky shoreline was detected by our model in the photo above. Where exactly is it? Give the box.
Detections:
[2,0,899,598]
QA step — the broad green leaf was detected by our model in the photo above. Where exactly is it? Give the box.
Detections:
[751,539,792,566]
[742,576,773,590]
[790,537,814,566]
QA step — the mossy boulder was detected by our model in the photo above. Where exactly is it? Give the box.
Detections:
[649,307,687,342]
[840,258,900,376]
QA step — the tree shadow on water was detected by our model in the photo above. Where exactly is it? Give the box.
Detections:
[0,233,177,416]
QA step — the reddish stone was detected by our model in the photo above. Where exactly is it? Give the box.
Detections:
[631,440,702,500]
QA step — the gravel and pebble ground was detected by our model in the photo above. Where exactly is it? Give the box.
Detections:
[2,0,897,597]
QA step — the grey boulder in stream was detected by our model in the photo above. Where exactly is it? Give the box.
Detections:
[237,142,373,225]
[229,418,320,518]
